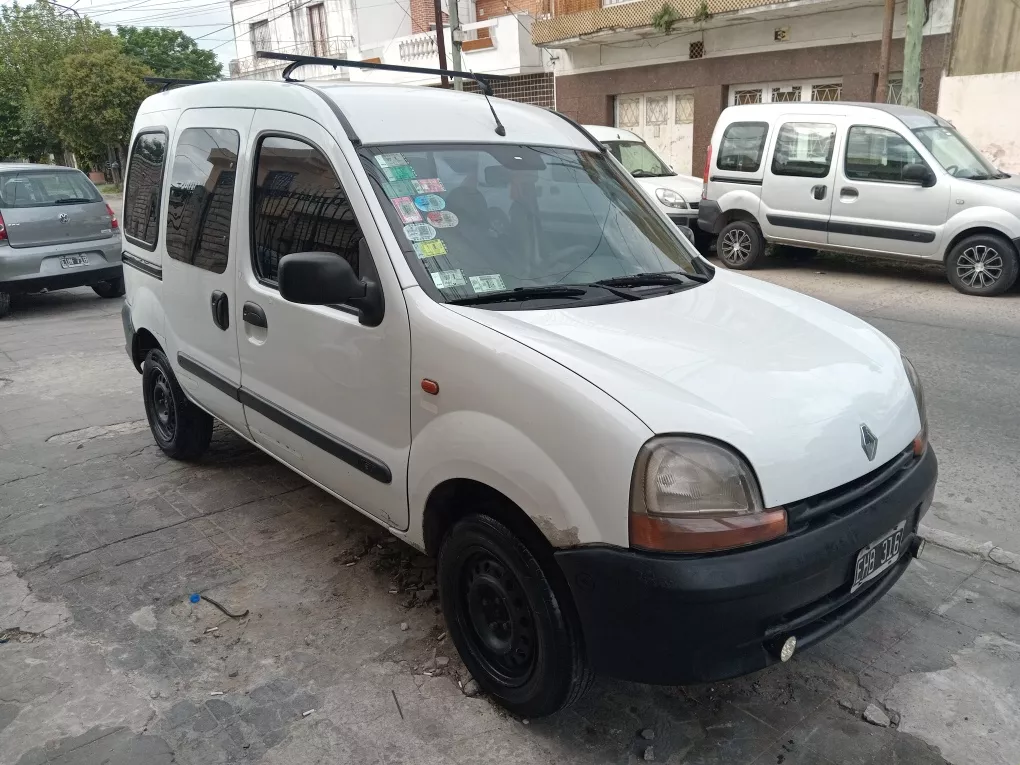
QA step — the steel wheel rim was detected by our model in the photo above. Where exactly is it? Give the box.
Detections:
[460,550,537,687]
[957,245,1004,289]
[721,229,753,265]
[150,370,176,442]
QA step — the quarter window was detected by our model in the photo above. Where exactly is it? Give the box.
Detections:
[716,122,769,173]
[771,122,836,178]
[251,136,362,284]
[845,126,926,183]
[124,131,167,249]
[165,128,240,273]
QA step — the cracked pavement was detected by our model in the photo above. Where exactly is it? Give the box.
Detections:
[1,253,1019,763]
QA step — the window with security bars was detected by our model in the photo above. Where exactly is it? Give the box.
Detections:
[250,20,270,53]
[689,40,704,59]
[645,96,668,126]
[675,94,694,124]
[811,83,842,102]
[307,4,328,57]
[887,76,924,105]
[771,86,801,103]
[733,89,763,105]
[617,98,640,128]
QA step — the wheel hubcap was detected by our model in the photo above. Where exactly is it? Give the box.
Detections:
[721,229,753,264]
[957,245,1003,289]
[462,552,536,685]
[151,371,176,442]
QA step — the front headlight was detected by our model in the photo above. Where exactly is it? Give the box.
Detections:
[902,356,928,455]
[655,188,688,209]
[629,437,787,552]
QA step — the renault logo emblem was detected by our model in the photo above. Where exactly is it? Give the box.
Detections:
[59,213,69,223]
[860,424,878,461]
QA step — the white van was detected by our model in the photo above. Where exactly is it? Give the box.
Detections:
[121,67,936,718]
[698,102,1020,296]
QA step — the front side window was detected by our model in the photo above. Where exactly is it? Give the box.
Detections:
[124,131,167,249]
[845,126,926,183]
[717,122,769,173]
[605,141,675,178]
[771,122,836,178]
[0,170,101,208]
[912,125,1002,180]
[365,143,708,307]
[165,128,240,273]
[251,136,362,284]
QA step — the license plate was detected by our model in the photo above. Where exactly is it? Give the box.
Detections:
[851,521,905,593]
[60,255,89,269]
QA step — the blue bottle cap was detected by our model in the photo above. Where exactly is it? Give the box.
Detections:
[189,593,201,604]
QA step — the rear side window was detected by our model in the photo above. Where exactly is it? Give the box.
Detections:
[845,126,926,183]
[0,170,101,208]
[165,128,240,274]
[716,122,769,173]
[251,136,363,284]
[771,122,837,178]
[124,132,168,250]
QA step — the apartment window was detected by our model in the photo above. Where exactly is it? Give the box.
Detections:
[771,122,836,178]
[250,20,270,53]
[716,122,769,173]
[845,126,926,183]
[123,131,167,250]
[308,4,328,56]
[165,128,240,274]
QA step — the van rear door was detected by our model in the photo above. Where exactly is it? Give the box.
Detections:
[0,169,113,248]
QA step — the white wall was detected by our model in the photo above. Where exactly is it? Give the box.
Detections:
[353,0,411,49]
[938,72,1020,173]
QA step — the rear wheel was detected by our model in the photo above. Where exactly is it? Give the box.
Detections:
[142,348,213,460]
[945,233,1019,296]
[0,292,10,319]
[718,220,765,269]
[93,277,125,299]
[438,513,592,718]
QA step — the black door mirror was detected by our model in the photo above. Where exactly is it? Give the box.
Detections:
[278,242,384,326]
[902,163,936,187]
[677,225,696,243]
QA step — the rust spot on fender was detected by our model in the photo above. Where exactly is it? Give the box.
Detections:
[533,516,580,548]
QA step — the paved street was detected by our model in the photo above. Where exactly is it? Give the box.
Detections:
[1,236,1019,765]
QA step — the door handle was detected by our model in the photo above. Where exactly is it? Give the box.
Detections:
[210,290,229,331]
[840,186,859,199]
[242,301,267,328]
[810,185,827,200]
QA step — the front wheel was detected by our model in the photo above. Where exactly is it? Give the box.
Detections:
[142,348,213,460]
[945,234,1019,296]
[93,277,125,299]
[438,514,592,718]
[717,220,765,269]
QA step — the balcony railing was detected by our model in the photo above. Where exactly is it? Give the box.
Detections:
[230,36,353,79]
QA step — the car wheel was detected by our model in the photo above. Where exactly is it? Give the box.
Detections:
[0,292,10,319]
[93,277,125,299]
[438,513,593,718]
[717,221,765,269]
[946,234,1020,296]
[142,348,213,460]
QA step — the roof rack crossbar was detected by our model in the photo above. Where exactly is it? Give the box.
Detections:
[144,76,211,93]
[255,51,511,93]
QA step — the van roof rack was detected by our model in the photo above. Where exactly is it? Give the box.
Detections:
[145,76,212,92]
[254,51,510,95]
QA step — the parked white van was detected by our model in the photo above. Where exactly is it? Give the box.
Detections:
[698,102,1020,296]
[121,66,936,718]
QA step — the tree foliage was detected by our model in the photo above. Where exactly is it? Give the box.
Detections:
[117,26,222,81]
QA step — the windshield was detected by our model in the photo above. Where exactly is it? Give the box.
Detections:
[0,169,102,208]
[604,140,675,177]
[912,125,1003,180]
[364,144,707,307]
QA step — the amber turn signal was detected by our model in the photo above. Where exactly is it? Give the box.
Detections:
[630,508,788,553]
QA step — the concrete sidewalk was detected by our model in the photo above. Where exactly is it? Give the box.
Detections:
[1,289,1018,765]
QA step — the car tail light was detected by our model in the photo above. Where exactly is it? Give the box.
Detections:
[701,145,712,200]
[0,211,7,243]
[105,203,119,230]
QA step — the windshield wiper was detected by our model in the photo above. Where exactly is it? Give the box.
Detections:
[53,197,95,204]
[447,285,592,306]
[594,271,711,288]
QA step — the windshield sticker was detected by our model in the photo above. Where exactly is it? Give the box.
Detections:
[375,153,407,169]
[469,274,506,294]
[383,180,416,198]
[403,222,437,242]
[412,178,446,194]
[413,239,447,258]
[426,211,459,228]
[383,164,416,182]
[414,194,446,212]
[431,269,467,289]
[391,197,422,224]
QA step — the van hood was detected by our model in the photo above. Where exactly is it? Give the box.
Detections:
[451,271,921,507]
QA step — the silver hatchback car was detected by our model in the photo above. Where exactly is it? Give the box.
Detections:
[0,163,123,318]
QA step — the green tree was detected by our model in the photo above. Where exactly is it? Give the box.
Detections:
[117,26,222,80]
[31,48,152,162]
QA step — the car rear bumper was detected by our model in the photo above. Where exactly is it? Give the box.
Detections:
[0,238,122,293]
[554,446,937,685]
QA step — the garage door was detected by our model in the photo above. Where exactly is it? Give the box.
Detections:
[615,90,695,175]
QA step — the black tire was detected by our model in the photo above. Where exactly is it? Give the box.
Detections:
[142,348,213,460]
[0,292,10,319]
[945,233,1019,296]
[717,220,766,269]
[92,277,125,299]
[438,513,593,718]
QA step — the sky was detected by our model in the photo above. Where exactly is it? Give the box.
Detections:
[1,0,241,67]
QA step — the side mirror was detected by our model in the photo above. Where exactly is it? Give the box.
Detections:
[677,225,696,243]
[278,242,384,326]
[903,163,936,187]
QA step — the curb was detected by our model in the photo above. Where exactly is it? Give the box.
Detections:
[919,523,1020,573]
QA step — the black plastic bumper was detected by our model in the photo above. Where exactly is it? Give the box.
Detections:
[554,446,937,685]
[1,264,122,294]
[697,200,723,234]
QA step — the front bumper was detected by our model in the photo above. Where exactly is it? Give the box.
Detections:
[697,200,723,234]
[554,446,937,685]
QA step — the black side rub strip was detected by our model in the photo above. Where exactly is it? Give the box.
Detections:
[176,353,391,484]
[765,216,936,243]
[710,176,763,185]
[121,252,162,280]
